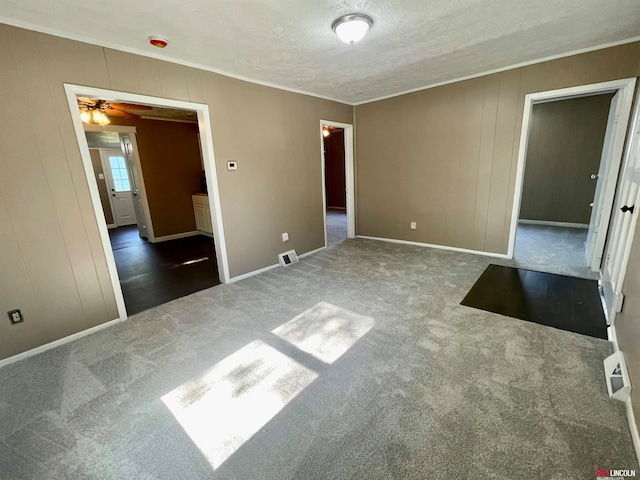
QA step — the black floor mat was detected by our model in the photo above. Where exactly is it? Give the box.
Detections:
[461,264,607,339]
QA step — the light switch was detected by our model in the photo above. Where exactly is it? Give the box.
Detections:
[98,173,105,180]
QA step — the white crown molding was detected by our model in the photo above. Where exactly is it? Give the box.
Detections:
[352,36,640,106]
[0,17,638,107]
[0,16,351,105]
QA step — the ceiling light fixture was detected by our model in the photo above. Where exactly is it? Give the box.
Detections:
[332,14,373,45]
[78,103,110,126]
[322,126,331,138]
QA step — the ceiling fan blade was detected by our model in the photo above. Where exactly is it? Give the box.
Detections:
[107,109,140,119]
[109,102,153,110]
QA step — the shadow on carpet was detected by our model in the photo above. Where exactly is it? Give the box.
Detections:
[461,264,607,339]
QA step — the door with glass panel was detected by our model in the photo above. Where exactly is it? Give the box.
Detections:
[100,148,137,227]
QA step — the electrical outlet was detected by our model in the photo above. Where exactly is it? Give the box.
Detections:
[282,232,289,242]
[410,222,417,230]
[8,309,23,325]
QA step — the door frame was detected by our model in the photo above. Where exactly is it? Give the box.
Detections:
[508,78,637,270]
[64,84,231,322]
[320,120,356,244]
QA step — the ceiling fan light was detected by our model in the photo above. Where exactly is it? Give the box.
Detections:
[80,110,91,123]
[92,110,110,126]
[322,126,330,138]
[332,14,373,44]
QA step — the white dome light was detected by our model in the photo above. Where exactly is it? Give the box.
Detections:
[332,14,373,45]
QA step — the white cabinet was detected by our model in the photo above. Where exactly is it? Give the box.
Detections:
[192,194,213,235]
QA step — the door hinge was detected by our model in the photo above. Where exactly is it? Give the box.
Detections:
[614,291,625,313]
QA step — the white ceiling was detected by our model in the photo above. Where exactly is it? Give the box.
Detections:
[1,0,639,104]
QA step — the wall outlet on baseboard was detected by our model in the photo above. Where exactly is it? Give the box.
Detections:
[8,309,23,325]
[410,222,417,230]
[282,232,289,242]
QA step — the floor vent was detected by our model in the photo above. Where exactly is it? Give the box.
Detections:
[604,351,631,401]
[278,250,299,266]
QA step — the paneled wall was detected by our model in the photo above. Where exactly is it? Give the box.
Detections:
[89,148,115,225]
[519,94,614,225]
[0,24,352,360]
[355,42,640,254]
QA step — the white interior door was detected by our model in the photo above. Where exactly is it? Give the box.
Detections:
[100,149,136,227]
[586,93,619,270]
[601,101,640,322]
[120,135,149,238]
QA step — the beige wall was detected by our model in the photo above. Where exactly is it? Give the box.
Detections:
[0,23,352,360]
[520,94,613,224]
[108,117,203,237]
[355,42,640,253]
[89,148,115,225]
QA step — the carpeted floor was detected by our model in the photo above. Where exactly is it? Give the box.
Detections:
[513,223,598,280]
[0,239,636,479]
[326,209,347,245]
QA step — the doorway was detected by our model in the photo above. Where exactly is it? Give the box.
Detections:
[509,78,637,279]
[513,93,614,279]
[320,120,355,247]
[65,84,230,320]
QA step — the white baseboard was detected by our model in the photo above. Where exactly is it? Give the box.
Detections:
[356,235,510,259]
[151,230,201,243]
[299,246,326,258]
[229,263,279,283]
[0,317,122,369]
[518,219,588,229]
[107,223,117,229]
[229,245,327,283]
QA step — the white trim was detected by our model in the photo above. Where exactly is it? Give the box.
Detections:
[228,245,326,283]
[507,78,637,265]
[320,120,356,248]
[607,322,640,465]
[84,124,137,134]
[518,219,588,229]
[0,318,121,369]
[1,16,638,107]
[64,84,231,324]
[151,230,200,243]
[353,37,640,106]
[626,398,640,466]
[123,132,156,241]
[0,16,349,105]
[107,223,117,229]
[357,235,510,259]
[139,116,197,124]
[229,263,279,283]
[299,246,326,258]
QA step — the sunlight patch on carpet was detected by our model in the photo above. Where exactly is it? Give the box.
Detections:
[162,340,318,470]
[272,301,375,363]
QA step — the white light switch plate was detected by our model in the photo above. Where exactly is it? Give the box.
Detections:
[227,161,237,170]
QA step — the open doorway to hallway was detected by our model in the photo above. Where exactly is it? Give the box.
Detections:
[322,124,347,245]
[514,93,615,279]
[81,98,221,315]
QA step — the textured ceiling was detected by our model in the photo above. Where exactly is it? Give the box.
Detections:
[1,0,639,104]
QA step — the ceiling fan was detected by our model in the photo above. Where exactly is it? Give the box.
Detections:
[77,97,153,125]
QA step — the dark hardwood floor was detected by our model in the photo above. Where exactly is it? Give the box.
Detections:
[461,264,607,339]
[109,226,220,315]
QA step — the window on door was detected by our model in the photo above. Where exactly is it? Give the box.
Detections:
[109,156,131,192]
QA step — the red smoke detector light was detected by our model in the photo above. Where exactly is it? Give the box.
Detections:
[149,37,168,48]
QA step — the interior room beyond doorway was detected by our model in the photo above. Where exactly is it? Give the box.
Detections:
[323,125,347,245]
[514,93,614,279]
[82,99,221,315]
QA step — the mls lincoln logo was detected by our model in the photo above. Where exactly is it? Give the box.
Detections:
[596,467,637,478]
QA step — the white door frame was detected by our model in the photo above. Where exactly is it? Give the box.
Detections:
[508,78,637,269]
[64,84,231,322]
[320,120,356,245]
